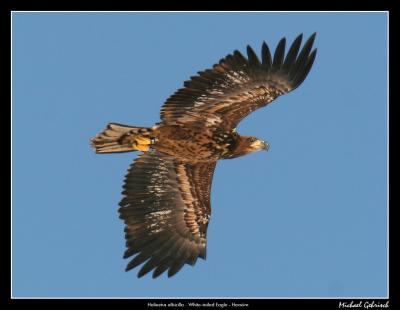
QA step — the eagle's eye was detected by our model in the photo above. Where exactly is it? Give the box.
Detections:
[250,137,257,142]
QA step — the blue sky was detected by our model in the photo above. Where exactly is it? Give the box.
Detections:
[12,12,388,298]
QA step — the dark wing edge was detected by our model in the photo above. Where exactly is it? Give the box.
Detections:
[118,151,216,278]
[160,33,317,128]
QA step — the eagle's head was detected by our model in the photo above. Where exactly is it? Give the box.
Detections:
[225,135,269,159]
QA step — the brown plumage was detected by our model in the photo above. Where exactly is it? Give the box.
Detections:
[90,33,317,278]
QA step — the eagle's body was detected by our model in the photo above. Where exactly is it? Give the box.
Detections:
[154,124,233,161]
[147,124,266,161]
[91,33,317,278]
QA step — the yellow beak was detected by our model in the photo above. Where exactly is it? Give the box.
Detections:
[250,140,269,151]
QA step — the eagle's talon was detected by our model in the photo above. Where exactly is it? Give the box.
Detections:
[134,136,151,145]
[132,135,152,151]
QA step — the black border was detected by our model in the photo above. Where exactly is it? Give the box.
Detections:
[5,2,395,309]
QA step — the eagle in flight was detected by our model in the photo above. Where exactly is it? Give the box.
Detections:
[91,33,317,278]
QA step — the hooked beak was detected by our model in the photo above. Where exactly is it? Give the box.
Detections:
[250,139,270,151]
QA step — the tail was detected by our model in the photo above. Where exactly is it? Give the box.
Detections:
[90,123,155,154]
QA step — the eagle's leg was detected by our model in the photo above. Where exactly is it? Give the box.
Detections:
[131,135,156,152]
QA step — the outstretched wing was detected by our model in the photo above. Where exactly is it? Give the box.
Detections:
[119,151,216,278]
[160,33,317,129]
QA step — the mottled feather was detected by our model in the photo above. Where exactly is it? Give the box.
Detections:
[160,33,317,129]
[119,151,216,278]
